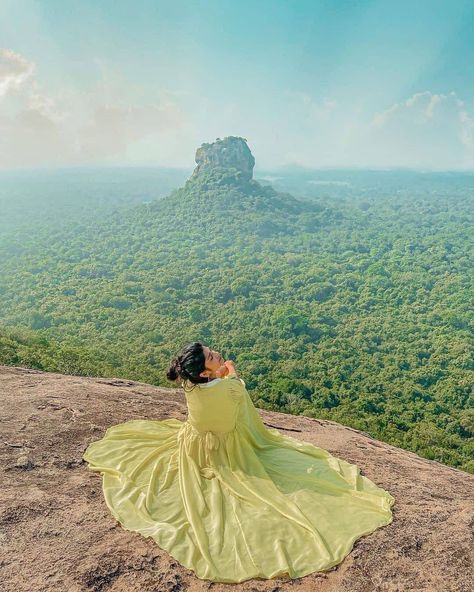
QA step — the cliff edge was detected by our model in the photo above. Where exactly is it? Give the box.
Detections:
[1,365,472,592]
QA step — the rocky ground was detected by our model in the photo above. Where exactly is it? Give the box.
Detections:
[1,364,472,592]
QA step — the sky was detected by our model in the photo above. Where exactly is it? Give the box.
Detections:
[1,0,474,171]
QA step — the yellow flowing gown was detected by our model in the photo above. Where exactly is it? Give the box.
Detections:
[82,373,395,583]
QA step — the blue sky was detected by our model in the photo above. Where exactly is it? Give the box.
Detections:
[1,0,473,170]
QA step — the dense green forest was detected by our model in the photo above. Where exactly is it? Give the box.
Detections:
[1,164,473,473]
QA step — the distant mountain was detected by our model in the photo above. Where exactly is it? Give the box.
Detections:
[141,136,341,237]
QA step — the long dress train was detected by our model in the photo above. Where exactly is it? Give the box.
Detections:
[82,373,395,583]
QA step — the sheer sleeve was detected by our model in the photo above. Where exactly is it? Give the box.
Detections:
[224,373,246,402]
[227,372,245,387]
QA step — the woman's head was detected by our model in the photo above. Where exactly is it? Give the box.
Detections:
[166,341,225,390]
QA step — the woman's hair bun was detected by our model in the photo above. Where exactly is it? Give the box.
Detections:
[165,341,208,390]
[166,357,181,382]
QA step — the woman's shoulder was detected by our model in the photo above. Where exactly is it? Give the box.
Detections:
[225,373,246,389]
[183,373,246,394]
[224,373,247,402]
[182,376,226,393]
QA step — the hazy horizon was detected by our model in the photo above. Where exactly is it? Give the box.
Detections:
[1,163,474,174]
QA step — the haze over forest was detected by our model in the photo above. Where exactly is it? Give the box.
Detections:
[1,136,473,474]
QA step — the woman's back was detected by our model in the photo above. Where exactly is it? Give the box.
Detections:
[183,374,245,433]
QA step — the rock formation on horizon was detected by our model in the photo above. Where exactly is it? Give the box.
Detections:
[191,136,256,183]
[1,364,473,592]
[166,134,323,223]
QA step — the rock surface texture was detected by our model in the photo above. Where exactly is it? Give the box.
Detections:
[191,136,255,182]
[1,364,473,592]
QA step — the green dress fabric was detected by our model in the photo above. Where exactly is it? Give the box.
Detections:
[82,373,395,583]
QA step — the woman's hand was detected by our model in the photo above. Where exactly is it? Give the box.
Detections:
[215,360,238,378]
[215,364,229,378]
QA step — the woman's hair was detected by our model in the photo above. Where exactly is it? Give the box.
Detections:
[166,341,209,391]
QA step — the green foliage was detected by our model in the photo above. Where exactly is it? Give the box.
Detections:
[0,169,473,473]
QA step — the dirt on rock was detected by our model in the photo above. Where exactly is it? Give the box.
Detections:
[1,364,473,592]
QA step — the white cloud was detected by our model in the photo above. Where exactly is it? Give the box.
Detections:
[2,48,474,172]
[78,102,186,162]
[0,48,35,97]
[275,89,474,170]
[368,91,474,169]
[372,91,466,127]
[0,48,188,168]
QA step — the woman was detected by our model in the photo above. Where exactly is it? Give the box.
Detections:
[83,341,395,583]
